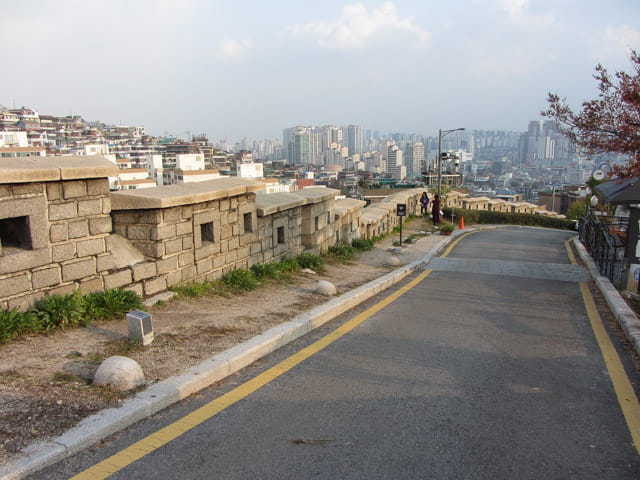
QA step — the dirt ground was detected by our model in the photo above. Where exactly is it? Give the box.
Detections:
[0,216,443,467]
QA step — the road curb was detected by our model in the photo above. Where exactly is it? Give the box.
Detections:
[572,237,640,358]
[1,233,457,480]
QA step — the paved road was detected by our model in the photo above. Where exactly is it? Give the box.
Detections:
[30,227,640,479]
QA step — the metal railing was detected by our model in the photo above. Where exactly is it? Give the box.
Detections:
[579,213,629,288]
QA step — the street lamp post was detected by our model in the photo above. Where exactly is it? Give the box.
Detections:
[437,127,465,196]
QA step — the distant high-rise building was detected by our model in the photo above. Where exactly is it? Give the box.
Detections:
[343,124,363,156]
[405,142,424,179]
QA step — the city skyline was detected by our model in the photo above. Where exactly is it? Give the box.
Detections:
[2,1,638,142]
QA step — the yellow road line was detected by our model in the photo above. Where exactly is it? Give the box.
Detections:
[578,283,640,454]
[440,230,478,258]
[567,239,640,453]
[70,269,433,480]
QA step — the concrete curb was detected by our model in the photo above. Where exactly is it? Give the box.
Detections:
[572,237,640,358]
[1,233,457,480]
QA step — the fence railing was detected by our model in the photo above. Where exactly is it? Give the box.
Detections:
[579,214,629,288]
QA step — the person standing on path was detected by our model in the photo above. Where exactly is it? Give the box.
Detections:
[420,191,429,217]
[432,194,441,225]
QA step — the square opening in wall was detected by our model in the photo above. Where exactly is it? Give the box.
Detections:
[0,216,32,253]
[277,226,285,244]
[315,216,319,232]
[200,222,214,245]
[243,212,253,233]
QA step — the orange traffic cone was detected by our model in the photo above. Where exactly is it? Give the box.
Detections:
[459,216,465,230]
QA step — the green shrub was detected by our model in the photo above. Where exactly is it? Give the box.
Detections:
[441,207,574,230]
[280,257,301,272]
[223,269,260,291]
[83,288,143,320]
[297,253,324,272]
[33,291,87,330]
[251,262,282,279]
[171,281,216,297]
[352,238,373,251]
[326,244,355,262]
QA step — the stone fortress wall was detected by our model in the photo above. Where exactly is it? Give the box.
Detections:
[0,156,552,310]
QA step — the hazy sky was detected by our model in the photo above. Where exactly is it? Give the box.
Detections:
[2,1,639,142]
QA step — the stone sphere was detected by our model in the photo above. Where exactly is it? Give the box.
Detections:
[315,280,337,296]
[93,355,145,391]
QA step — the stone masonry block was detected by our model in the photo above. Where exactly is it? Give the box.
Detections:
[79,276,104,294]
[179,251,194,267]
[144,277,167,296]
[52,244,76,263]
[219,199,230,212]
[128,225,151,240]
[182,206,193,219]
[62,258,96,282]
[13,183,44,196]
[176,220,192,236]
[87,178,109,196]
[102,197,111,214]
[225,251,237,264]
[237,246,249,260]
[213,255,226,269]
[49,202,77,221]
[46,183,62,201]
[78,199,102,216]
[46,283,76,297]
[228,237,239,250]
[164,238,182,255]
[32,266,61,290]
[230,197,239,209]
[221,225,232,240]
[151,224,176,241]
[181,265,197,282]
[0,185,10,198]
[8,293,37,312]
[50,223,68,243]
[196,258,212,275]
[0,273,31,298]
[63,180,87,199]
[104,269,132,290]
[96,253,115,272]
[68,220,89,239]
[138,210,162,224]
[156,256,178,275]
[126,283,143,298]
[77,238,105,258]
[133,262,157,281]
[163,208,182,223]
[89,216,112,235]
[137,242,164,258]
[182,235,194,250]
[167,270,182,287]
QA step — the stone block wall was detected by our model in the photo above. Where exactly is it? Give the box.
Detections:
[0,157,118,310]
[334,198,366,245]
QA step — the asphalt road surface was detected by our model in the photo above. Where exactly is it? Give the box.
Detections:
[31,227,640,479]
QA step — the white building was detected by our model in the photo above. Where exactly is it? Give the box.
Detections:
[238,162,264,179]
[0,131,28,147]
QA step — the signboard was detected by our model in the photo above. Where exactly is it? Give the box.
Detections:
[396,203,407,217]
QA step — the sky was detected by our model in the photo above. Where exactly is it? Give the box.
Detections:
[1,0,639,143]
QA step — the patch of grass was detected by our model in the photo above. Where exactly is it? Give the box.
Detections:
[351,238,373,251]
[83,288,143,320]
[223,269,260,291]
[52,371,82,383]
[326,244,355,262]
[0,288,145,344]
[171,280,217,298]
[297,253,325,273]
